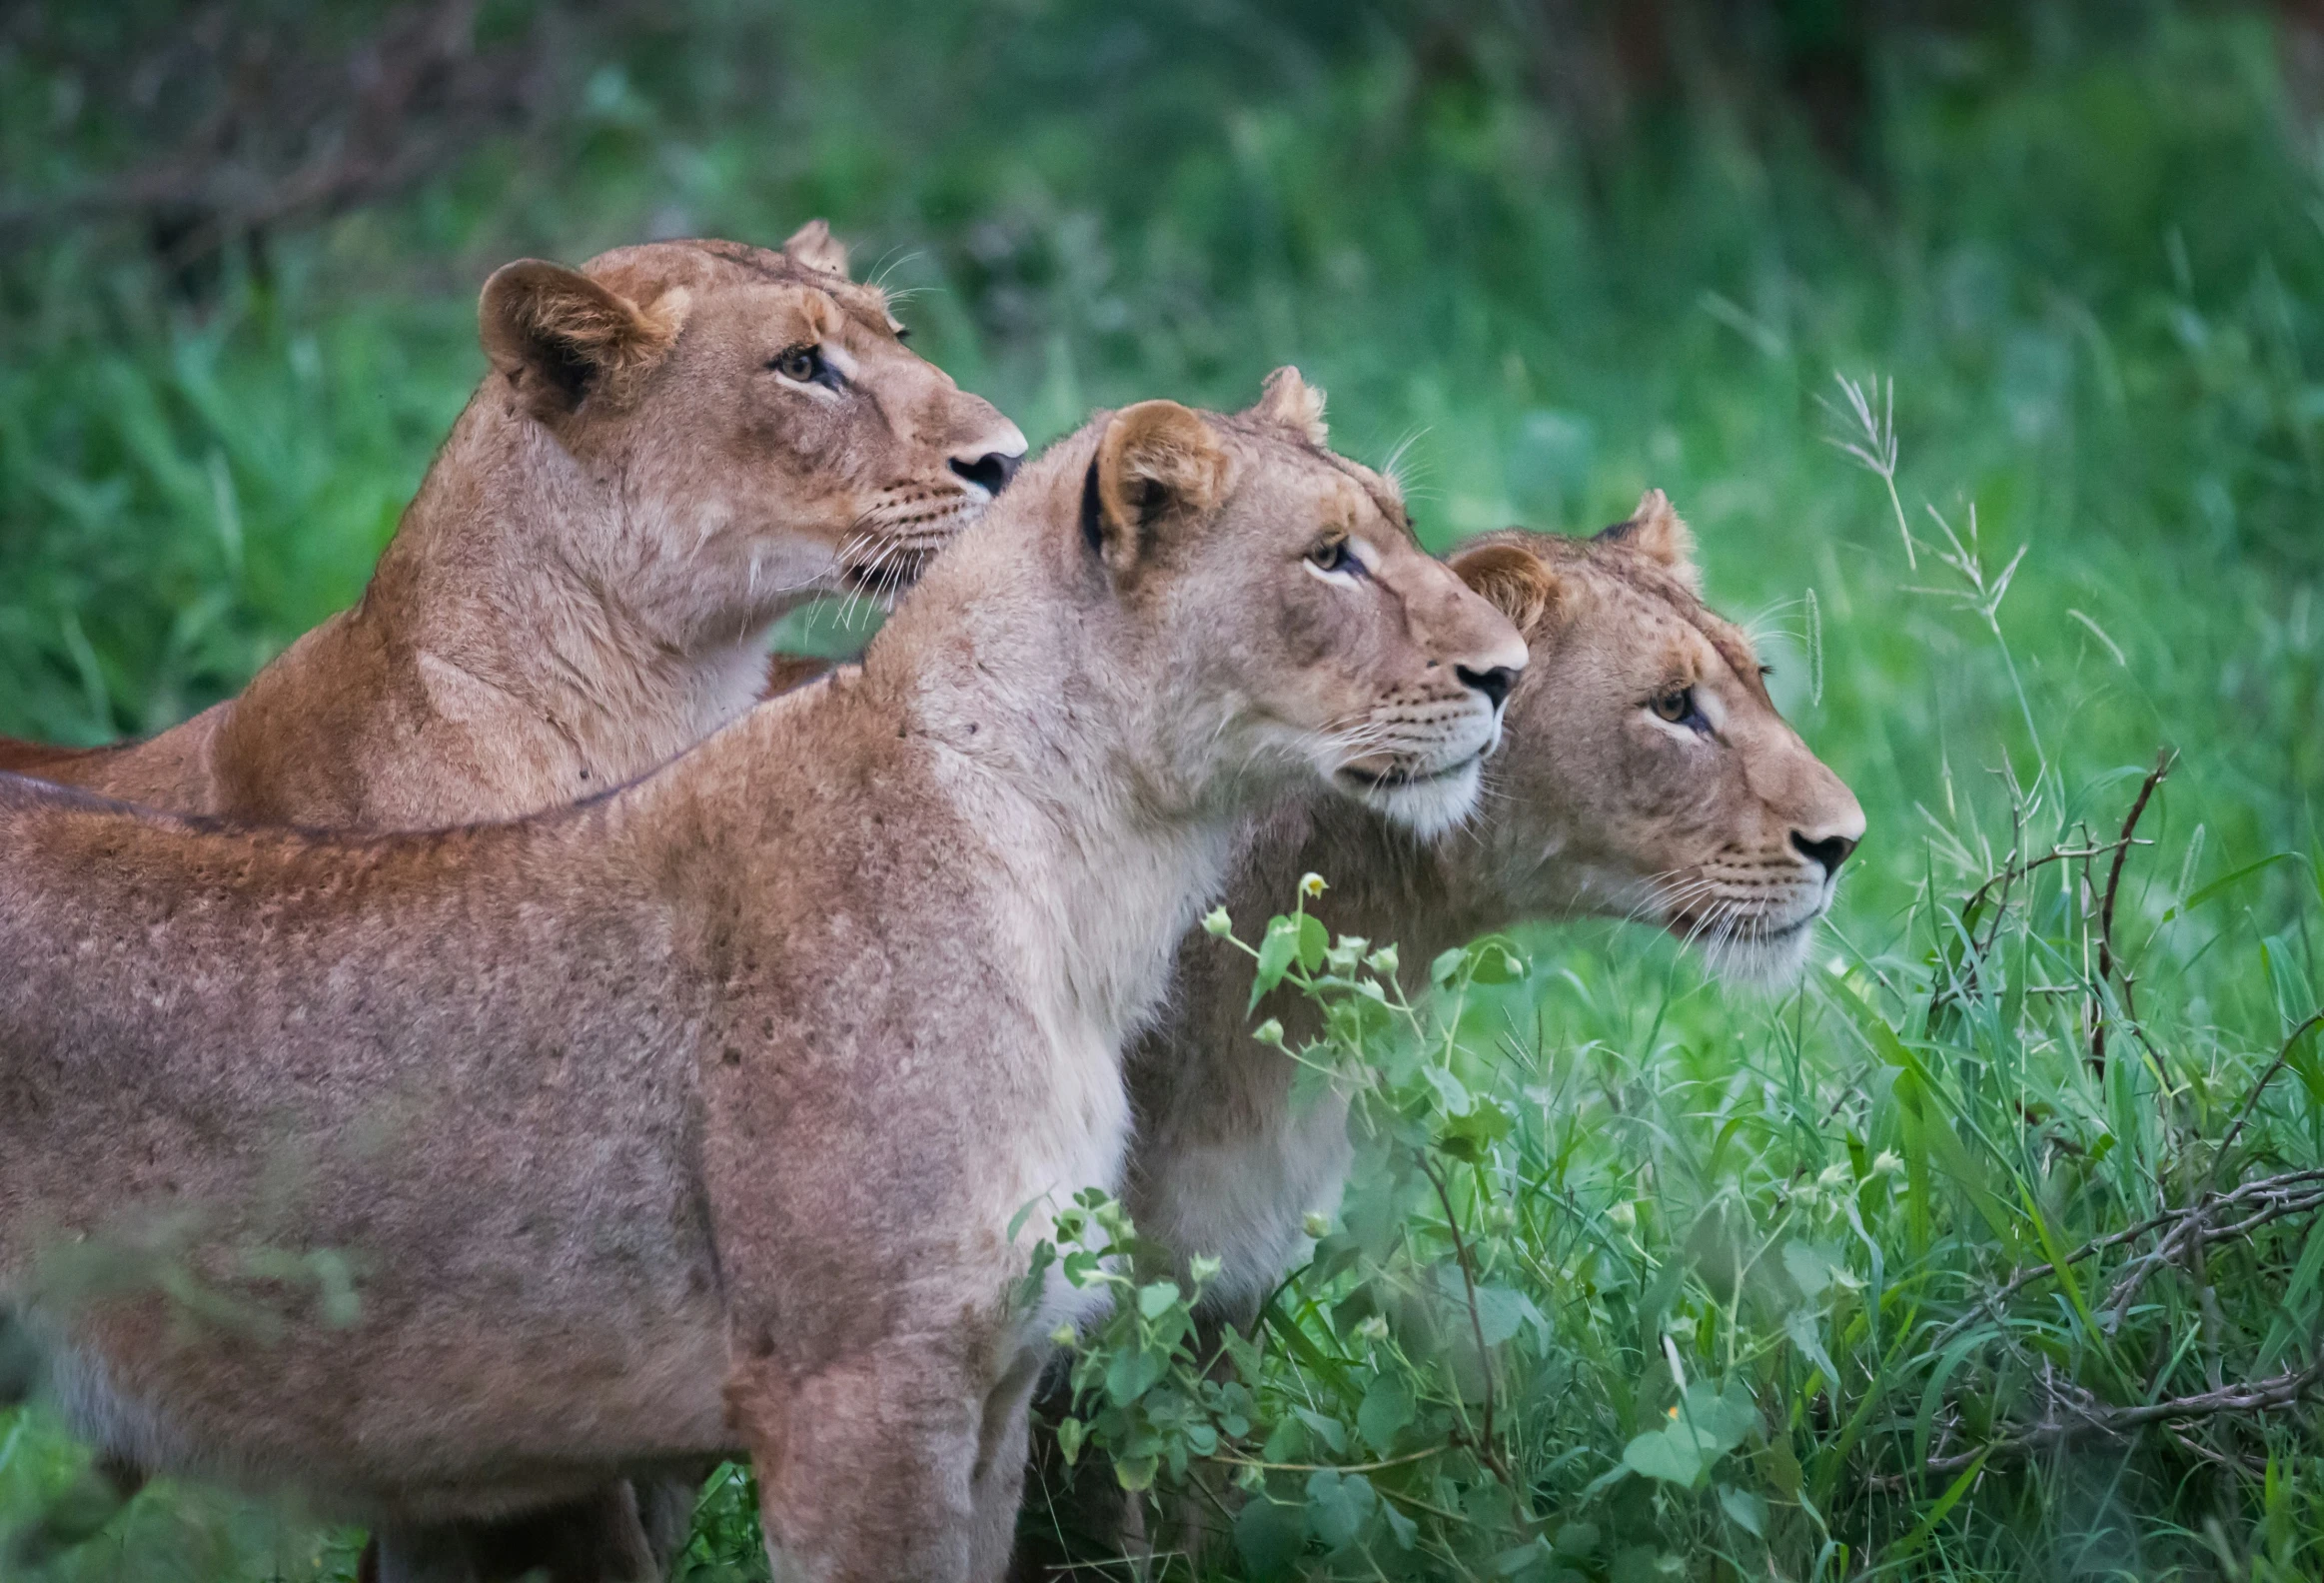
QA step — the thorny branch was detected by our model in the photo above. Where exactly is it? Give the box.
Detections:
[1896,1360,2324,1481]
[1914,1348,2314,1478]
[1928,1168,2324,1351]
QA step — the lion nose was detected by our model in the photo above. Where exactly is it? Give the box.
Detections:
[1457,665,1518,711]
[950,450,1021,498]
[1790,829,1858,876]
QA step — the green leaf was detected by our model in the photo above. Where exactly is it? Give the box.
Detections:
[1251,914,1303,1010]
[1293,1407,1348,1454]
[1304,1468,1378,1549]
[1781,1239,1837,1302]
[1261,1414,1308,1464]
[2173,851,2305,918]
[1356,1374,1414,1454]
[1438,1098,1514,1161]
[1783,1306,1838,1384]
[1296,910,1329,972]
[1622,1425,1706,1487]
[1680,1381,1760,1451]
[1235,1496,1306,1576]
[1718,1483,1766,1537]
[1137,1280,1182,1320]
[1470,1282,1543,1346]
[1622,1382,1758,1489]
[1104,1346,1165,1405]
[1612,1547,1686,1582]
[1055,1416,1086,1466]
[1384,1501,1419,1550]
[1421,1062,1474,1115]
[1494,1539,1554,1576]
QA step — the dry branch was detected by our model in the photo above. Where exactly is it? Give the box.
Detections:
[1929,1167,2324,1351]
[1912,1361,2323,1479]
[2089,750,2175,1075]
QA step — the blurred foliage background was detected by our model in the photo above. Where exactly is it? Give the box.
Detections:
[1,1,2322,1579]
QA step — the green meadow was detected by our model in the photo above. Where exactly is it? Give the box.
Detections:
[1,3,2320,1577]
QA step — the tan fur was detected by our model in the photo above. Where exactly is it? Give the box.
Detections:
[0,224,1026,831]
[4,224,1026,1582]
[0,378,1526,1582]
[1017,496,1864,1570]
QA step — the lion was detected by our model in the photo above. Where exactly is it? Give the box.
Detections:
[0,221,1026,830]
[0,371,1528,1583]
[0,219,1025,1581]
[1014,492,1866,1572]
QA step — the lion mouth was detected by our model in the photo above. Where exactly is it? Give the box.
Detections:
[833,496,990,604]
[1336,755,1479,792]
[835,544,936,603]
[1669,908,1815,943]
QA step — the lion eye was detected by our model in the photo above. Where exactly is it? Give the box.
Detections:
[768,346,828,385]
[1651,688,1700,727]
[1307,537,1360,577]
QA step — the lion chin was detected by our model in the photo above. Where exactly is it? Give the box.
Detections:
[1335,756,1485,840]
[1694,904,1829,990]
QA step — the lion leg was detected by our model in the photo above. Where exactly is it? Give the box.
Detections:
[1144,1306,1261,1570]
[367,1486,661,1583]
[966,1349,1051,1583]
[634,1468,714,1570]
[732,1342,982,1582]
[1006,1355,1145,1581]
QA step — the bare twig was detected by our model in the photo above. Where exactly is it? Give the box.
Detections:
[1884,1361,2324,1482]
[1928,1168,2324,1351]
[2211,1012,2324,1187]
[2102,1182,2324,1323]
[1926,836,2147,1027]
[2089,751,2176,1076]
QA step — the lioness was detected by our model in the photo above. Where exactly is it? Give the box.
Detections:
[1016,492,1865,1571]
[0,373,1527,1582]
[0,222,1025,829]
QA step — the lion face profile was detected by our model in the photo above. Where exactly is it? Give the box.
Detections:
[1042,370,1527,841]
[501,224,1029,635]
[1448,492,1864,982]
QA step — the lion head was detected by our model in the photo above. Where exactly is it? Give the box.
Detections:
[995,369,1531,839]
[1449,492,1865,983]
[477,221,1027,645]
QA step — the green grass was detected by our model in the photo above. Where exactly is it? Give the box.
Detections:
[1,2,2320,1578]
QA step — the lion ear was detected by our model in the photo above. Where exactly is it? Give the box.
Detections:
[1596,489,1701,592]
[1243,366,1328,446]
[1086,401,1232,581]
[479,260,688,421]
[1450,540,1563,634]
[780,219,850,278]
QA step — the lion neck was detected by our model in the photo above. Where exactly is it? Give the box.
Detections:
[362,394,774,786]
[860,486,1250,1048]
